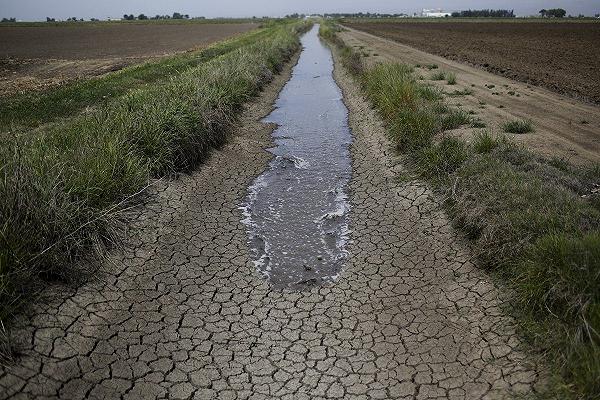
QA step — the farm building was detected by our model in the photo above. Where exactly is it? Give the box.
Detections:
[421,8,451,17]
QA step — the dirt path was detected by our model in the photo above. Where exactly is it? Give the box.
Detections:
[0,42,542,399]
[340,27,600,165]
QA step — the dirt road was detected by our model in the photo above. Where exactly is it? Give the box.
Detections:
[341,27,600,165]
[0,35,542,399]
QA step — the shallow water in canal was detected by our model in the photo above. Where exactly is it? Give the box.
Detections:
[241,25,352,289]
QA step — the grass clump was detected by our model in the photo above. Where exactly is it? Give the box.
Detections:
[430,70,446,81]
[418,137,469,181]
[472,130,504,153]
[0,21,309,326]
[445,72,457,85]
[430,70,457,84]
[440,109,470,130]
[503,119,534,134]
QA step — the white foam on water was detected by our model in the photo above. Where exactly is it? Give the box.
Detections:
[274,155,310,170]
[239,175,268,227]
[252,238,272,276]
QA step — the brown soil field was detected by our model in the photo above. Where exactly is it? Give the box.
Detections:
[0,23,256,59]
[339,27,600,164]
[346,21,600,104]
[0,22,256,95]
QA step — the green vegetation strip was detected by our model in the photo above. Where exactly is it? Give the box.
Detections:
[0,21,311,326]
[321,22,600,399]
[0,24,276,131]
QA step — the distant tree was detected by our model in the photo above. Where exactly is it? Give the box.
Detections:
[46,17,55,22]
[1,17,17,22]
[122,14,135,21]
[90,18,99,21]
[595,13,600,18]
[184,14,190,19]
[541,8,566,18]
[137,14,148,20]
[172,12,183,19]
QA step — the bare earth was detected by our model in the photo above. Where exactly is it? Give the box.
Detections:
[0,45,543,399]
[340,27,600,165]
[0,23,256,96]
[346,21,600,104]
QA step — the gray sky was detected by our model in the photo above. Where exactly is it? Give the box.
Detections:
[1,0,598,20]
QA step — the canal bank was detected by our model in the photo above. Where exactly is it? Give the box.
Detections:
[0,25,543,399]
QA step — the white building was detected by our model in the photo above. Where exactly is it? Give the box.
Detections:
[421,9,451,17]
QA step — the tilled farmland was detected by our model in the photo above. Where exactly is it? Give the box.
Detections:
[345,20,600,103]
[0,22,256,94]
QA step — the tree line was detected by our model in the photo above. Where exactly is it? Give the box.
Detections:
[122,12,193,20]
[451,9,515,18]
[324,12,408,18]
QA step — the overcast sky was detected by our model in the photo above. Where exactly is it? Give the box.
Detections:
[1,0,598,20]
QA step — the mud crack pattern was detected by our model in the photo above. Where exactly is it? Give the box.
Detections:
[0,50,543,399]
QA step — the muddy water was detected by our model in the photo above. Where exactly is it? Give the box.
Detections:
[241,25,352,289]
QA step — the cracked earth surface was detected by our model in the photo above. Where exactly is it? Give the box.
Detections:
[0,42,543,399]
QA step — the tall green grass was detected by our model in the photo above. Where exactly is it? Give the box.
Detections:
[0,21,310,326]
[321,22,600,399]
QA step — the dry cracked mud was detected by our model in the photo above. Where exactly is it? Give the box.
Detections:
[0,43,543,399]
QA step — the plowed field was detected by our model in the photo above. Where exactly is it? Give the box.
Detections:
[346,21,600,103]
